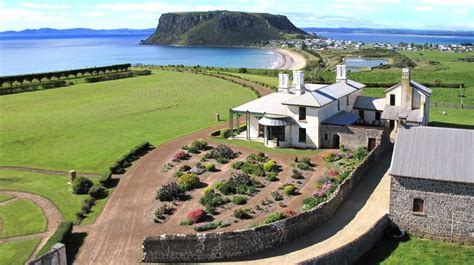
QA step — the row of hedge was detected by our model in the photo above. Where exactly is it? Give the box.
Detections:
[85,72,135,83]
[209,125,247,138]
[0,80,69,95]
[100,141,153,185]
[37,221,73,257]
[363,81,465,88]
[215,71,278,91]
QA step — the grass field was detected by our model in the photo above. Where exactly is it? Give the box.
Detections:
[209,137,323,155]
[223,72,279,88]
[0,239,40,265]
[356,236,474,264]
[0,198,47,238]
[0,194,13,203]
[0,70,256,173]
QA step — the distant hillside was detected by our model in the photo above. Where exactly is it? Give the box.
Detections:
[303,27,474,37]
[143,11,308,46]
[0,28,155,38]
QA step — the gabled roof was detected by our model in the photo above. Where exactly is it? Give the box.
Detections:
[282,80,365,108]
[384,80,432,96]
[390,127,474,184]
[321,111,359,125]
[232,91,296,117]
[381,106,422,123]
[353,96,386,111]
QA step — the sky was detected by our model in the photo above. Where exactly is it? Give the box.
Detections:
[1,0,473,31]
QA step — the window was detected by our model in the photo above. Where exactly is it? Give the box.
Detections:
[299,128,306,143]
[359,110,364,119]
[375,111,381,121]
[346,95,350,106]
[324,134,328,140]
[390,94,396,106]
[337,100,340,111]
[299,107,306,121]
[413,198,424,213]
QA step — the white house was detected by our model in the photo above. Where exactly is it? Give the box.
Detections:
[353,68,432,129]
[230,65,364,148]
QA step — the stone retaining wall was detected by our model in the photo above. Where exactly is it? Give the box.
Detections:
[29,243,67,265]
[142,142,387,263]
[299,215,390,265]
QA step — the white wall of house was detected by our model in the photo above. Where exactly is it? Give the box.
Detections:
[249,116,260,138]
[386,85,402,107]
[286,105,318,148]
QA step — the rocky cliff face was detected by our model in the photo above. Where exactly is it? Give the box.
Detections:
[143,11,308,46]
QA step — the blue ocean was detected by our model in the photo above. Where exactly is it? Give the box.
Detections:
[0,34,281,76]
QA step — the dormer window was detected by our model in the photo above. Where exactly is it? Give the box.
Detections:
[299,107,306,121]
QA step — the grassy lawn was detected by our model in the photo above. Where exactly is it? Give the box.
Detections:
[0,170,105,224]
[0,239,40,265]
[0,194,13,203]
[356,235,474,265]
[208,136,323,156]
[0,199,46,238]
[0,70,256,173]
[224,72,279,88]
[429,108,474,129]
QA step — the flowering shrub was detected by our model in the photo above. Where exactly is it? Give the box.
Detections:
[313,181,333,198]
[187,208,206,224]
[354,147,369,160]
[263,160,277,172]
[189,139,208,150]
[190,165,206,175]
[345,153,353,159]
[207,145,237,162]
[327,169,340,178]
[284,209,297,217]
[284,184,297,195]
[172,151,190,162]
[264,211,287,224]
[178,173,200,191]
[156,182,185,201]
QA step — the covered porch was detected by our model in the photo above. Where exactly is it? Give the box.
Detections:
[229,110,293,148]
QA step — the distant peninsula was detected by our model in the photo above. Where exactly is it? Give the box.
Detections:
[142,10,309,47]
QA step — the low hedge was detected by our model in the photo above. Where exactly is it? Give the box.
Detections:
[134,69,152,75]
[85,72,135,83]
[0,80,69,95]
[37,221,73,257]
[100,141,152,186]
[362,81,465,88]
[209,125,247,138]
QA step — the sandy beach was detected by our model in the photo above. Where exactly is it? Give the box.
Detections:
[273,48,307,70]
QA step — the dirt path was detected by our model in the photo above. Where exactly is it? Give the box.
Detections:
[0,166,101,178]
[0,191,63,260]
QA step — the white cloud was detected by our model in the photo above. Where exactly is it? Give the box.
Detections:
[20,2,71,9]
[83,11,108,17]
[420,0,474,6]
[415,6,434,11]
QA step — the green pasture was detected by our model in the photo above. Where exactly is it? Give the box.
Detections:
[0,198,46,238]
[0,239,40,265]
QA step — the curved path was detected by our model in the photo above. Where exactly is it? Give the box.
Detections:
[0,166,101,178]
[0,191,63,260]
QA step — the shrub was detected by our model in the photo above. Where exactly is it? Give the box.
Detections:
[205,163,216,172]
[71,177,93,194]
[264,211,287,224]
[203,186,214,194]
[172,151,189,162]
[232,161,244,169]
[88,185,108,199]
[246,153,266,164]
[291,169,304,179]
[134,69,152,75]
[354,146,369,160]
[188,208,206,224]
[302,196,326,211]
[156,182,185,201]
[194,221,220,232]
[204,206,215,215]
[234,208,252,219]
[220,129,231,138]
[267,172,278,181]
[284,209,297,217]
[174,170,184,178]
[190,164,206,175]
[37,221,73,256]
[178,173,200,191]
[284,184,297,195]
[263,160,277,172]
[208,145,237,161]
[187,146,199,154]
[179,165,191,172]
[327,168,340,179]
[153,204,174,222]
[190,139,208,150]
[217,157,229,164]
[232,195,247,205]
[180,219,193,226]
[253,164,266,176]
[200,191,229,208]
[271,191,283,201]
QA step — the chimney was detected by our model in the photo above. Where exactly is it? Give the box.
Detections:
[336,64,347,82]
[278,73,289,92]
[293,70,305,95]
[401,68,413,110]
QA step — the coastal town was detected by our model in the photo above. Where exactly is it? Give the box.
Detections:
[0,3,473,265]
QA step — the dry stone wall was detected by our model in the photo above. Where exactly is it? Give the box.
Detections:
[390,176,474,244]
[142,141,387,263]
[320,124,387,150]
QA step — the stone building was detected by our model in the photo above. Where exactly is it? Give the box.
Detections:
[389,126,474,244]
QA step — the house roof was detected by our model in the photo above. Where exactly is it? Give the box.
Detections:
[390,127,474,184]
[232,91,297,117]
[384,81,433,96]
[282,80,365,108]
[321,111,359,125]
[381,106,422,123]
[353,96,386,111]
[258,116,294,127]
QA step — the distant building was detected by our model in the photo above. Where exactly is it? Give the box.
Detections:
[389,126,474,244]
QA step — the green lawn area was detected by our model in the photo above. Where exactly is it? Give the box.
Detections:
[0,70,256,173]
[0,194,13,203]
[224,72,279,88]
[356,236,474,265]
[0,170,106,224]
[0,239,40,265]
[0,198,46,238]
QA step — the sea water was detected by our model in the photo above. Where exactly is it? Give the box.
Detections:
[0,34,281,76]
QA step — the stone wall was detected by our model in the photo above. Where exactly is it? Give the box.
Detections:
[390,176,474,244]
[142,141,387,263]
[320,124,387,150]
[299,215,390,265]
[29,243,67,265]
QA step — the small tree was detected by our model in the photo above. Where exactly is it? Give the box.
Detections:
[71,177,93,194]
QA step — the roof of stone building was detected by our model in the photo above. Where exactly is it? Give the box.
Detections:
[390,126,474,184]
[384,80,433,96]
[321,111,359,125]
[353,96,386,111]
[282,80,365,107]
[381,106,422,123]
[232,91,297,117]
